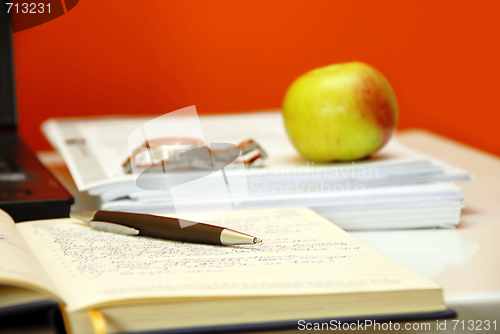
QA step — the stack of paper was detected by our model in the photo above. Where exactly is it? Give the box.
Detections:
[42,111,472,230]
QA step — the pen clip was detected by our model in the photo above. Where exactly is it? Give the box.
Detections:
[90,221,140,236]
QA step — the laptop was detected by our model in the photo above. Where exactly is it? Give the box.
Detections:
[0,10,73,222]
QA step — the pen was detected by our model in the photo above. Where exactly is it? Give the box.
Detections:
[70,210,262,246]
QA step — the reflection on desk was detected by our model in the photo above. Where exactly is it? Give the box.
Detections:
[352,229,477,279]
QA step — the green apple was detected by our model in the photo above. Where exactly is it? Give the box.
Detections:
[282,62,398,162]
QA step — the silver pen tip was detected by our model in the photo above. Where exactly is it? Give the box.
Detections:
[253,238,262,244]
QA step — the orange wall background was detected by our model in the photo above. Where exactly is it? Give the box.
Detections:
[12,0,500,156]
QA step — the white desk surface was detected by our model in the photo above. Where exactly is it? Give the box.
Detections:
[37,129,500,333]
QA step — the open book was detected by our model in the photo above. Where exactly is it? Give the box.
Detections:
[1,207,449,333]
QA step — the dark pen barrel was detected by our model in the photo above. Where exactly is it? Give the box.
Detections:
[93,211,224,245]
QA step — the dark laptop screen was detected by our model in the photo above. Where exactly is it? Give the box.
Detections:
[0,10,17,130]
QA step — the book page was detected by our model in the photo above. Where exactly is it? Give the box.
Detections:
[0,210,60,299]
[16,207,440,312]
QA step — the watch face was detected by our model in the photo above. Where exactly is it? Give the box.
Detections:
[126,138,245,173]
[130,137,205,170]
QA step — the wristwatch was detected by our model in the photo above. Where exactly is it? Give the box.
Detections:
[122,138,267,173]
